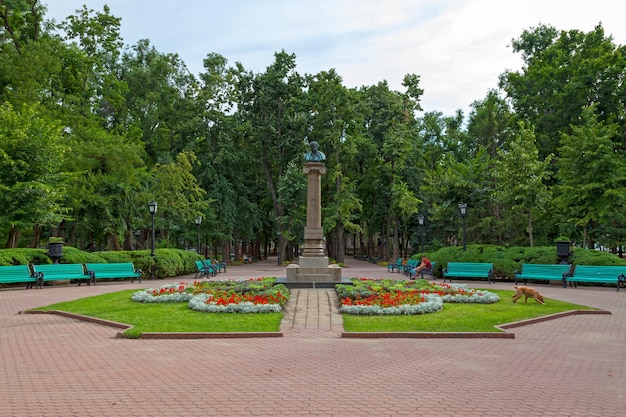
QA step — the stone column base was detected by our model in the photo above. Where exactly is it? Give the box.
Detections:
[286,257,342,283]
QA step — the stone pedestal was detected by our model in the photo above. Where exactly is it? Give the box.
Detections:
[285,257,342,283]
[285,161,342,284]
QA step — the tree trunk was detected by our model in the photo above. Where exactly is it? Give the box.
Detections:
[5,226,20,248]
[528,211,534,247]
[335,221,345,263]
[106,232,121,251]
[392,216,400,260]
[29,225,43,248]
[123,230,132,250]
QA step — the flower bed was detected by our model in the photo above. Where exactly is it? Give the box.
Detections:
[131,277,289,313]
[336,278,499,315]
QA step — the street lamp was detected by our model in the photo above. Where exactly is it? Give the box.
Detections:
[277,230,281,266]
[195,215,202,256]
[418,214,425,253]
[133,229,140,250]
[458,203,467,251]
[148,201,158,280]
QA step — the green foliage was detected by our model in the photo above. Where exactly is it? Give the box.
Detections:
[60,247,107,264]
[0,102,69,237]
[553,105,626,248]
[2,4,626,260]
[500,23,626,159]
[0,248,48,266]
[570,248,626,266]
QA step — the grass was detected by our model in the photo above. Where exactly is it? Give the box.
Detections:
[31,290,283,338]
[30,289,597,337]
[342,289,597,332]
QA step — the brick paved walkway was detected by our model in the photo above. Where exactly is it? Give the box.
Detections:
[1,257,624,416]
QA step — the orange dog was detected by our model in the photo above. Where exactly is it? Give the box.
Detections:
[512,286,545,305]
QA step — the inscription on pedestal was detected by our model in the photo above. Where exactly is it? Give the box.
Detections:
[299,256,329,268]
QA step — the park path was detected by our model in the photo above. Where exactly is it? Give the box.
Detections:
[1,257,625,416]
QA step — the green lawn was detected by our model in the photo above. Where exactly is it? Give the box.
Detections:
[31,288,596,337]
[342,289,596,332]
[32,290,283,338]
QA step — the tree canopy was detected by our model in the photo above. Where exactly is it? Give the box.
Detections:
[2,2,626,257]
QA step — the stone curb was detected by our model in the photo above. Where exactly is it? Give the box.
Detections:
[498,308,611,329]
[342,332,515,339]
[24,307,611,340]
[140,332,282,339]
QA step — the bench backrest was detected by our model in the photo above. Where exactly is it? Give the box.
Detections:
[0,265,35,282]
[33,263,86,278]
[520,264,571,275]
[85,262,138,275]
[571,265,626,278]
[446,262,493,274]
[196,260,211,271]
[0,265,34,279]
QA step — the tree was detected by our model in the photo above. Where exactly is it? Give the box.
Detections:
[495,122,552,246]
[467,90,512,159]
[0,102,68,247]
[465,90,514,244]
[234,51,307,262]
[306,69,362,262]
[0,0,46,54]
[553,105,626,248]
[500,23,626,158]
[357,77,422,260]
[149,151,208,246]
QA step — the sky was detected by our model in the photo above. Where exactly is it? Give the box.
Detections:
[45,0,626,117]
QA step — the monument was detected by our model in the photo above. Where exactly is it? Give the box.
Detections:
[286,141,342,285]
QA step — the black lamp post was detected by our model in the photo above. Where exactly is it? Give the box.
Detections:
[276,231,281,266]
[195,215,202,255]
[148,201,158,280]
[418,214,425,252]
[133,229,140,250]
[458,203,467,251]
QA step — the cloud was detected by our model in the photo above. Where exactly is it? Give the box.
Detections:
[45,0,626,117]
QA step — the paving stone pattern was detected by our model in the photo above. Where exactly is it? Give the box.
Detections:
[0,257,624,416]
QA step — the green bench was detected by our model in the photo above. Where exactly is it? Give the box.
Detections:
[32,263,90,286]
[564,265,626,291]
[207,259,227,273]
[387,258,404,273]
[514,264,572,285]
[0,265,42,289]
[194,260,216,279]
[84,262,143,285]
[402,260,419,276]
[442,262,494,284]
